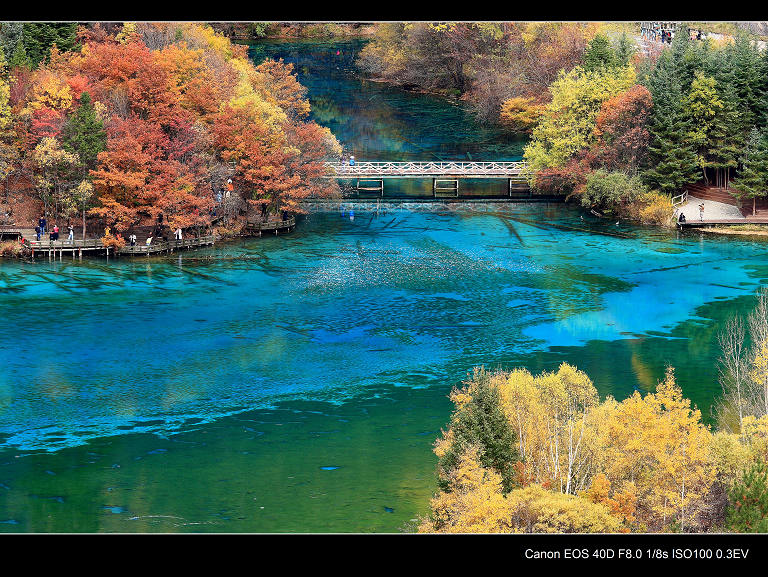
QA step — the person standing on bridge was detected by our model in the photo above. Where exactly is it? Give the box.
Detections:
[67,224,74,244]
[699,203,705,221]
[349,155,355,166]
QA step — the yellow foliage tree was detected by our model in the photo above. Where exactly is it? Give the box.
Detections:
[22,68,74,116]
[602,367,715,531]
[496,363,604,495]
[420,446,512,533]
[500,96,545,133]
[420,447,622,534]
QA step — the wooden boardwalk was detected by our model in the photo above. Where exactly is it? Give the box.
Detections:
[2,216,297,259]
[25,235,217,258]
[679,219,768,229]
[242,215,296,236]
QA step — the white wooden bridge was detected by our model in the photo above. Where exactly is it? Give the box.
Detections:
[325,161,531,197]
[327,161,528,178]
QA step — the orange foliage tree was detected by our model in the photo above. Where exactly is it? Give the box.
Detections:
[2,22,341,234]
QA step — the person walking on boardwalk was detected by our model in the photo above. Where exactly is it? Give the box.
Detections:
[53,224,59,241]
[39,215,46,235]
[699,203,705,221]
[349,155,355,166]
[129,233,136,246]
[35,225,40,241]
[67,224,74,243]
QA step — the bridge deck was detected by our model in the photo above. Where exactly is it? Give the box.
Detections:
[326,161,529,179]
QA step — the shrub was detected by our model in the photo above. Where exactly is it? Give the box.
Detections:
[580,169,647,209]
[500,96,546,133]
[580,169,674,226]
[635,190,674,227]
[0,240,26,258]
[101,228,125,251]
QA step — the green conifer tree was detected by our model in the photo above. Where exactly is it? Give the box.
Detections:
[62,92,106,171]
[437,369,520,494]
[9,35,31,70]
[727,462,768,532]
[583,34,615,71]
[704,83,743,188]
[643,49,700,194]
[732,127,768,215]
[22,22,78,67]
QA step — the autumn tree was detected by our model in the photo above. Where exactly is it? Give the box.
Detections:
[428,363,722,533]
[524,65,636,180]
[30,136,79,219]
[0,52,17,206]
[601,368,715,531]
[591,84,652,174]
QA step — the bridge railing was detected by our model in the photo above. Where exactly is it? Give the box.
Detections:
[326,161,529,177]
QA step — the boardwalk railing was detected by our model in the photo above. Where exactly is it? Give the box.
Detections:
[27,235,216,255]
[326,161,529,178]
[672,189,689,208]
[28,237,103,250]
[244,215,296,234]
[119,235,216,255]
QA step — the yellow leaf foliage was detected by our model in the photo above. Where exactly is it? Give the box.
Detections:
[426,363,724,533]
[500,96,546,133]
[420,447,622,534]
[22,68,74,116]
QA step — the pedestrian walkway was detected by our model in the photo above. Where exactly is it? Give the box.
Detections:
[677,195,744,222]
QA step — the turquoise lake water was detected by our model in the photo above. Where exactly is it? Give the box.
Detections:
[0,39,767,532]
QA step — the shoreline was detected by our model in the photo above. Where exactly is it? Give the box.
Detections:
[698,225,768,237]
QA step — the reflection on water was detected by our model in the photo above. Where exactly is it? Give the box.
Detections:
[249,39,527,198]
[249,39,526,163]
